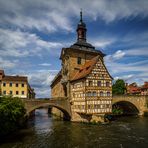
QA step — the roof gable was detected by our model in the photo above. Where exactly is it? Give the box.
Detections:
[71,56,99,81]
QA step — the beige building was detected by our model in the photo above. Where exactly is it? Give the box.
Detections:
[51,11,112,122]
[0,70,35,99]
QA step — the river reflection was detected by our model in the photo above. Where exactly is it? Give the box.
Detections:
[1,108,148,148]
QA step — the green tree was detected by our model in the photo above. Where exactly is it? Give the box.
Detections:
[0,96,26,136]
[112,79,126,95]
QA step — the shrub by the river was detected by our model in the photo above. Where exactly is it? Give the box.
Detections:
[0,96,26,136]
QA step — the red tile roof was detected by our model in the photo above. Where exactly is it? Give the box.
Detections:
[2,75,27,82]
[141,82,148,89]
[71,56,99,81]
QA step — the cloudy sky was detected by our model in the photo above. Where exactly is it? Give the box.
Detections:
[0,0,148,98]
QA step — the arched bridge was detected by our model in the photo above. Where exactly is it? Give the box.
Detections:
[23,95,148,120]
[112,95,148,115]
[22,97,71,120]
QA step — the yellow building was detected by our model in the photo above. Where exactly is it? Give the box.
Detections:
[0,70,35,99]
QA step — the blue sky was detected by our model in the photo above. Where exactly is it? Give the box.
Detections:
[0,0,148,97]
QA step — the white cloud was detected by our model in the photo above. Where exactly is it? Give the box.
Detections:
[105,50,125,61]
[0,28,63,58]
[39,63,51,66]
[113,50,125,59]
[125,48,148,56]
[91,38,115,48]
[26,70,58,98]
[0,57,18,69]
[0,0,148,33]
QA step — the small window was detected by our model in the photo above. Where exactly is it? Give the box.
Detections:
[97,81,101,87]
[100,91,103,96]
[106,82,110,87]
[3,91,6,95]
[16,83,18,87]
[77,57,81,65]
[107,92,110,96]
[22,83,24,87]
[10,91,12,95]
[3,83,6,87]
[86,66,89,70]
[88,81,93,86]
[16,91,19,95]
[22,91,24,95]
[92,91,97,96]
[88,105,91,109]
[9,83,12,87]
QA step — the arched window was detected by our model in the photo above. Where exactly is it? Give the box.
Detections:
[86,91,91,97]
[100,91,103,96]
[92,91,97,96]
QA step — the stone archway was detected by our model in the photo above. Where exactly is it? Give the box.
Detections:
[27,103,71,121]
[112,101,139,115]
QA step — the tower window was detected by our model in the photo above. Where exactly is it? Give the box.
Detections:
[77,57,81,65]
[16,83,18,87]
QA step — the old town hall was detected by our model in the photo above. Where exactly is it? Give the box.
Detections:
[50,11,113,122]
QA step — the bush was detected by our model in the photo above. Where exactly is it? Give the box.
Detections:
[0,96,26,136]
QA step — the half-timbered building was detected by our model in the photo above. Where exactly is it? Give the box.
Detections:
[50,11,113,122]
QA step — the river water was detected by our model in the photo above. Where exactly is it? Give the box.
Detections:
[1,109,148,148]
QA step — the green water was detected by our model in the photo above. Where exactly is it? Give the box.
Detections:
[1,109,148,148]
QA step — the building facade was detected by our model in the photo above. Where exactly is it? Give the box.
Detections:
[50,11,112,122]
[126,82,148,95]
[0,70,35,99]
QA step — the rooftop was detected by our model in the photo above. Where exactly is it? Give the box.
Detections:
[2,75,28,82]
[71,56,99,81]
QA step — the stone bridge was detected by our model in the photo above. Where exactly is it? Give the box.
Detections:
[22,97,71,120]
[23,95,148,120]
[112,95,148,115]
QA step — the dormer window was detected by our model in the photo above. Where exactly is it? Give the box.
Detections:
[77,57,81,65]
[79,69,83,73]
[86,66,89,70]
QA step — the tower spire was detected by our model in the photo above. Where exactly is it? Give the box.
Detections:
[77,9,87,42]
[80,8,82,22]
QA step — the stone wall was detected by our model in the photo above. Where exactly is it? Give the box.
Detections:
[51,78,65,98]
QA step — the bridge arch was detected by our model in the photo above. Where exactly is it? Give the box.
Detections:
[112,100,139,115]
[26,103,71,121]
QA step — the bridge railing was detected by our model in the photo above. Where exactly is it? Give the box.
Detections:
[22,97,68,101]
